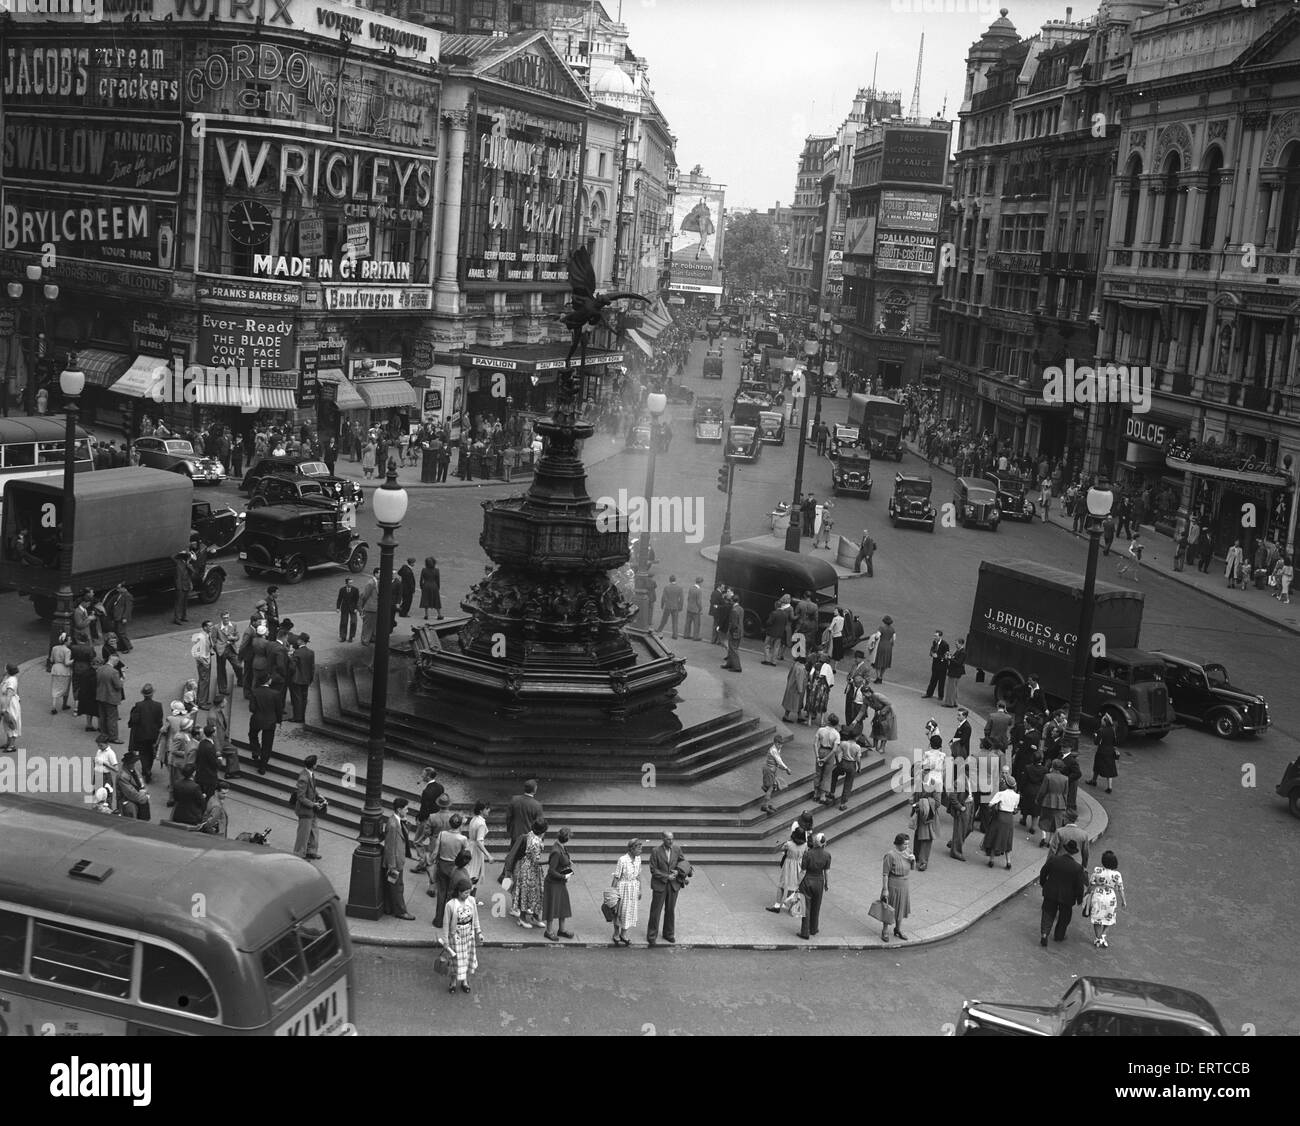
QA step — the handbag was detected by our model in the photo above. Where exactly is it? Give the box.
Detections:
[868,899,896,926]
[434,949,453,977]
[782,891,805,918]
[1081,890,1093,918]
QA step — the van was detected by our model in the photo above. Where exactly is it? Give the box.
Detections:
[953,476,1000,530]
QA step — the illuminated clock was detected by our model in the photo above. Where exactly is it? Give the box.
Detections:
[227,200,272,247]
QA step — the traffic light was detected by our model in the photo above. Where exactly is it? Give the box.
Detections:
[717,464,731,493]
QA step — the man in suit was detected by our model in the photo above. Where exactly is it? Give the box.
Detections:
[397,557,417,617]
[412,768,445,873]
[287,634,315,722]
[103,581,134,653]
[247,673,282,774]
[127,683,164,783]
[172,551,192,623]
[194,723,222,800]
[721,593,744,672]
[264,585,280,638]
[209,693,238,778]
[708,582,728,644]
[657,574,684,639]
[798,832,832,939]
[293,754,327,859]
[1059,744,1083,815]
[923,630,949,698]
[191,621,214,709]
[337,577,360,641]
[684,577,704,641]
[115,750,150,820]
[383,797,416,920]
[1038,837,1088,945]
[952,707,973,758]
[506,779,543,848]
[1048,809,1090,869]
[984,701,1014,756]
[171,764,206,826]
[212,610,240,694]
[95,657,125,742]
[853,528,875,576]
[359,569,380,644]
[646,831,690,946]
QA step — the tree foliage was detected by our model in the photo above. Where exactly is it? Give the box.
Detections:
[724,213,788,295]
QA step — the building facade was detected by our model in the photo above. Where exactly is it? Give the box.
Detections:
[786,135,833,318]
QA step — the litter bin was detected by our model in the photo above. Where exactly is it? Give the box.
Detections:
[420,445,437,483]
[1254,568,1268,590]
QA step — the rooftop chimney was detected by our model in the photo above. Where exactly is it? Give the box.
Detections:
[1066,6,1072,20]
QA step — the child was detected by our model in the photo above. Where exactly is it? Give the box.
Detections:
[1117,531,1143,581]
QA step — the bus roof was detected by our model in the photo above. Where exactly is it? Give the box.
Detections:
[0,796,338,954]
[5,466,190,501]
[0,417,92,444]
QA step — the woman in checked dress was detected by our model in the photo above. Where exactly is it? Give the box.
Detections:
[512,819,547,928]
[1088,850,1127,949]
[611,839,643,946]
[442,873,484,994]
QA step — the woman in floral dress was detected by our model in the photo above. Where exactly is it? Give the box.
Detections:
[767,827,807,913]
[611,839,643,946]
[1,664,21,752]
[442,875,484,994]
[1088,849,1127,949]
[512,819,547,928]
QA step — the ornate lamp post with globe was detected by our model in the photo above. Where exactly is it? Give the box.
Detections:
[1061,483,1115,759]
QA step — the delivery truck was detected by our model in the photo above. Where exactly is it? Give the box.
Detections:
[848,394,905,460]
[0,468,226,620]
[965,559,1173,743]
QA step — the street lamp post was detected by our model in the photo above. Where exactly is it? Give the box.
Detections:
[51,363,85,648]
[1062,485,1115,760]
[634,392,667,626]
[6,265,59,417]
[809,312,842,446]
[346,459,409,920]
[783,340,820,553]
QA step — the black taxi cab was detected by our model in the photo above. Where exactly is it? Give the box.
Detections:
[240,505,369,584]
[954,476,1000,531]
[1152,651,1269,739]
[725,425,762,463]
[832,449,873,498]
[757,410,785,445]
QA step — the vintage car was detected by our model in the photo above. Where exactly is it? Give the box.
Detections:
[731,399,764,427]
[693,397,725,443]
[661,380,695,405]
[757,410,785,445]
[957,977,1226,1037]
[625,416,654,452]
[888,473,936,531]
[1278,756,1300,818]
[703,349,725,379]
[131,437,226,484]
[725,425,762,463]
[989,471,1036,522]
[953,476,1000,530]
[239,504,368,584]
[191,499,244,555]
[733,380,776,410]
[714,542,837,638]
[832,449,873,498]
[833,424,860,449]
[1152,652,1269,739]
[247,473,341,510]
[241,456,363,507]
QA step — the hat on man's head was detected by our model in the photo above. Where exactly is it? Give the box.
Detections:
[436,793,451,808]
[1064,839,1079,854]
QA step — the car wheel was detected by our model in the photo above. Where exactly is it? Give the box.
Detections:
[248,496,267,508]
[991,521,1000,533]
[347,545,369,573]
[742,609,762,639]
[926,521,935,532]
[1146,729,1169,740]
[1211,710,1242,739]
[31,594,55,620]
[199,572,225,604]
[992,675,1019,708]
[172,465,191,477]
[244,566,261,578]
[284,557,307,584]
[865,487,872,500]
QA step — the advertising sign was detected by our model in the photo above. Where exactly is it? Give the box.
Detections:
[349,356,403,381]
[881,128,950,185]
[0,249,171,296]
[845,216,875,258]
[422,377,445,422]
[1,37,182,113]
[879,191,943,232]
[133,311,172,356]
[2,115,182,196]
[875,231,938,276]
[0,990,127,1036]
[196,277,299,306]
[670,187,725,289]
[2,188,175,268]
[197,308,293,370]
[323,287,432,311]
[299,218,325,256]
[1125,413,1171,449]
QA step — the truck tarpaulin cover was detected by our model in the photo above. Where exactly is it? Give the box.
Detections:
[966,560,1145,670]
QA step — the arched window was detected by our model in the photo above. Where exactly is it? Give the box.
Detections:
[1122,157,1142,247]
[1199,148,1224,250]
[1158,153,1181,248]
[1276,142,1300,254]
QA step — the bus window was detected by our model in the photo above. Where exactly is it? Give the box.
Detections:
[37,442,66,465]
[31,920,133,999]
[299,907,341,973]
[260,932,307,1002]
[4,444,35,468]
[139,944,219,1019]
[0,907,26,974]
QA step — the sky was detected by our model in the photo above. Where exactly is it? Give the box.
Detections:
[614,0,1083,210]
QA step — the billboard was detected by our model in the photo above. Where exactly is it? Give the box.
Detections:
[2,188,176,269]
[670,186,724,292]
[1,37,183,113]
[881,128,949,185]
[879,191,943,232]
[875,231,938,276]
[2,115,183,196]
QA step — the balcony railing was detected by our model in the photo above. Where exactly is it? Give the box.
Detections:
[1111,249,1133,266]
[1140,250,1181,269]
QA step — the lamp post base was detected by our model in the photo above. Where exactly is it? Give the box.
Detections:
[784,522,802,552]
[344,840,385,921]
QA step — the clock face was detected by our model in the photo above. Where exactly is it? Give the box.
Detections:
[227,200,272,247]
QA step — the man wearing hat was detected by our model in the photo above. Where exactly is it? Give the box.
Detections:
[200,782,229,838]
[247,673,282,774]
[397,557,417,618]
[95,655,125,743]
[292,754,326,859]
[287,634,315,723]
[684,577,705,641]
[1038,836,1088,946]
[127,683,163,784]
[264,586,280,638]
[116,749,150,820]
[383,798,416,920]
[721,592,744,673]
[195,723,222,800]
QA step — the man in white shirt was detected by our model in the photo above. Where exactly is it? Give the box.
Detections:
[191,621,213,710]
[811,715,841,804]
[823,728,863,810]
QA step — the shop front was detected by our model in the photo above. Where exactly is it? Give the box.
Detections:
[1109,409,1186,496]
[1168,450,1294,558]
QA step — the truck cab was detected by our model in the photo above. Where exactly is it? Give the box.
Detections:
[847,393,904,461]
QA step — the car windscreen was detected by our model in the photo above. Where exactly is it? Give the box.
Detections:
[997,478,1025,494]
[967,489,996,503]
[165,441,195,454]
[897,481,931,497]
[298,462,329,476]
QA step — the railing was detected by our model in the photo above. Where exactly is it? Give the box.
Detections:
[1139,250,1181,269]
[1111,249,1133,266]
[1189,252,1213,271]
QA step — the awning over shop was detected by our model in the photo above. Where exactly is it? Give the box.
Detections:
[76,347,133,388]
[626,328,653,359]
[1166,456,1292,489]
[315,367,366,410]
[355,379,417,410]
[191,382,298,411]
[108,354,171,398]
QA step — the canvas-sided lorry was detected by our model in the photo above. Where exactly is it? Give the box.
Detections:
[965,559,1173,744]
[848,394,905,460]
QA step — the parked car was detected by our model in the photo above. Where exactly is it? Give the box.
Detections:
[191,499,244,555]
[989,471,1036,522]
[725,425,762,463]
[131,438,226,484]
[888,473,935,531]
[733,380,776,409]
[240,456,364,508]
[953,476,1000,530]
[625,416,654,452]
[661,381,695,405]
[833,425,860,449]
[756,410,785,445]
[832,449,873,498]
[238,504,368,584]
[693,397,725,443]
[1152,652,1270,738]
[247,474,338,510]
[957,977,1227,1037]
[714,542,838,638]
[703,349,725,379]
[1277,756,1300,818]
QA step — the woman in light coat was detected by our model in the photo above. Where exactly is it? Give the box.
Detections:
[49,633,73,714]
[466,800,493,889]
[611,839,643,946]
[781,657,809,724]
[1,663,21,751]
[1224,539,1245,589]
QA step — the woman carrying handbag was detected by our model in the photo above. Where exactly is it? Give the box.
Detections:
[877,832,914,942]
[610,839,643,946]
